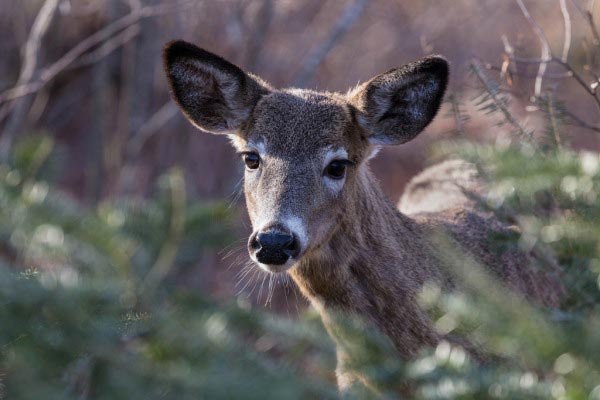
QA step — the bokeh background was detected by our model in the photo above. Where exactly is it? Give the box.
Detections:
[2,0,599,311]
[4,1,600,398]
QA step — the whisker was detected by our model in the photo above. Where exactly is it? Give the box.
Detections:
[290,274,301,316]
[235,263,255,283]
[236,264,258,296]
[234,261,252,276]
[265,274,275,307]
[257,272,268,304]
[246,269,260,299]
[225,248,251,275]
[220,238,247,260]
[225,176,245,209]
[229,184,245,209]
[234,258,254,274]
[236,259,257,280]
[282,273,291,317]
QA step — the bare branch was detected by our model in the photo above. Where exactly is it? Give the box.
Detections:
[471,58,532,140]
[505,1,600,113]
[589,0,600,44]
[500,53,600,113]
[447,94,468,136]
[562,108,600,133]
[543,91,562,148]
[69,25,141,70]
[559,0,572,62]
[507,55,552,64]
[515,0,552,97]
[483,62,572,79]
[17,0,60,90]
[293,0,370,87]
[501,35,514,56]
[127,102,179,158]
[570,0,600,44]
[0,3,182,105]
[553,57,600,111]
[0,0,60,157]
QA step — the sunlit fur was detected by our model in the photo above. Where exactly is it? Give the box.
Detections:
[164,40,565,393]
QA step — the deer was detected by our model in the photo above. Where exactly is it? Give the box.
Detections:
[162,40,565,394]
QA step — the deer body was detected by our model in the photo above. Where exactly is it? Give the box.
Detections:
[289,159,562,390]
[290,166,441,349]
[163,41,564,392]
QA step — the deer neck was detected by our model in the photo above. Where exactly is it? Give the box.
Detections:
[289,167,441,352]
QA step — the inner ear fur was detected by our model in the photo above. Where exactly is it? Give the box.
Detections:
[349,56,449,145]
[163,40,271,135]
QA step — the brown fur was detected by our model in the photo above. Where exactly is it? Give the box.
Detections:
[163,40,565,392]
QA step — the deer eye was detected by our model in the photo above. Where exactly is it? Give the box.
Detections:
[243,152,260,170]
[324,160,350,180]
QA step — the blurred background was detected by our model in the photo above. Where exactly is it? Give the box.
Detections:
[1,0,599,308]
[3,1,600,398]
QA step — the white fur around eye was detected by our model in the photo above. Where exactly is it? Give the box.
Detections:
[229,136,268,157]
[324,175,346,192]
[323,147,348,192]
[367,145,381,160]
[250,139,266,156]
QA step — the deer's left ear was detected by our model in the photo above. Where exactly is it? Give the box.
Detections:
[349,56,448,145]
[163,40,271,135]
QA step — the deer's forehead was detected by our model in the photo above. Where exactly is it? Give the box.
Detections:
[246,91,353,156]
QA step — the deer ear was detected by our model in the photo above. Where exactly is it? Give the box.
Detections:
[350,56,448,145]
[163,40,271,135]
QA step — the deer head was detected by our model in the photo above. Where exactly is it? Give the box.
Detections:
[163,40,448,273]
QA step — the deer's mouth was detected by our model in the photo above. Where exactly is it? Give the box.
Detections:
[252,256,298,274]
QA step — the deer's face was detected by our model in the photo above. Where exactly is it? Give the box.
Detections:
[164,41,448,273]
[231,91,367,272]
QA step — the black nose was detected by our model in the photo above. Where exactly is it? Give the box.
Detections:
[249,228,300,265]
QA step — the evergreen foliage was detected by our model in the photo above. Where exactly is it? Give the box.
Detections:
[3,40,600,400]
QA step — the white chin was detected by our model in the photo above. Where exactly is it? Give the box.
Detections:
[257,258,297,273]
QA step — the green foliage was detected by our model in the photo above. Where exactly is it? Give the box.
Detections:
[4,69,600,398]
[0,135,338,399]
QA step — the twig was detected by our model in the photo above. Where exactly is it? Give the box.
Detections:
[13,0,59,94]
[127,102,179,157]
[506,1,600,113]
[587,0,600,44]
[562,108,600,133]
[559,0,572,62]
[0,3,178,105]
[507,55,552,64]
[553,57,600,111]
[471,58,532,140]
[69,25,141,70]
[569,0,600,64]
[484,63,572,79]
[444,93,469,137]
[0,0,60,158]
[544,92,562,149]
[515,0,551,97]
[500,35,515,85]
[293,0,370,87]
[584,63,600,82]
[449,94,467,136]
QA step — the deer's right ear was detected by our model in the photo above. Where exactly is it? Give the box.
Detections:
[349,56,449,145]
[163,40,271,135]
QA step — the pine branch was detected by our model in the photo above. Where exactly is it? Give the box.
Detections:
[470,59,533,141]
